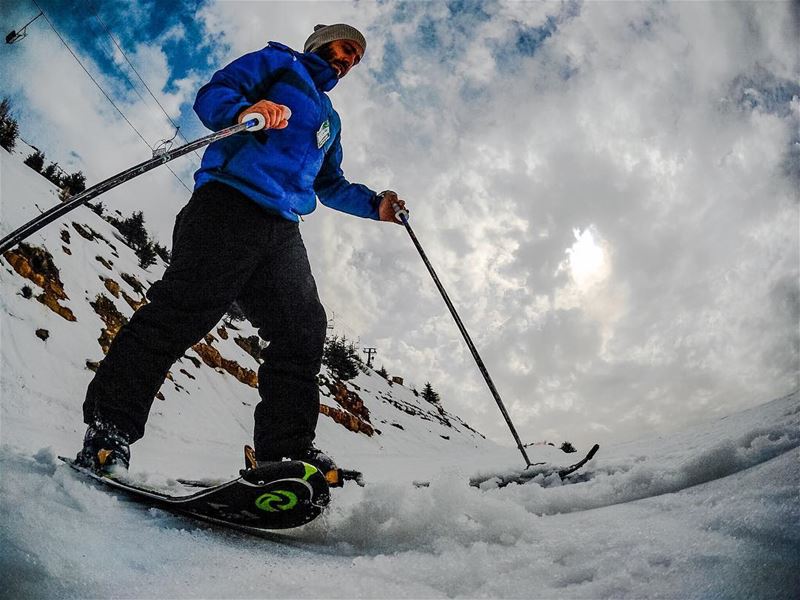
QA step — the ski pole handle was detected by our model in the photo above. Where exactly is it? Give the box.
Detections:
[241,114,266,131]
[0,120,258,255]
[240,106,292,131]
[392,202,409,224]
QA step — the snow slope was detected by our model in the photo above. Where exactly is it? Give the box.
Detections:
[2,394,797,599]
[0,145,492,483]
[2,147,799,598]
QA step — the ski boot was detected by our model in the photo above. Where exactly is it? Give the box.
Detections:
[75,420,131,474]
[290,446,338,474]
[247,445,352,487]
[290,446,364,487]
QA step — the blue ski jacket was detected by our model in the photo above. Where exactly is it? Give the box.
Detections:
[193,42,380,222]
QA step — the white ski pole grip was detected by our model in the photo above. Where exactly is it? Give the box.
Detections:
[241,112,266,131]
[241,106,292,132]
[392,202,409,224]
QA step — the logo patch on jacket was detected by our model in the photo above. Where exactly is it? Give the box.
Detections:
[316,120,331,149]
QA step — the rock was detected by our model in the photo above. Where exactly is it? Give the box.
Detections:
[103,278,121,298]
[90,294,128,354]
[71,222,95,241]
[3,244,76,321]
[191,342,258,388]
[234,335,262,363]
[95,256,113,270]
[120,272,146,296]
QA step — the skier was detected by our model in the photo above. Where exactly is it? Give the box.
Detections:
[76,24,407,475]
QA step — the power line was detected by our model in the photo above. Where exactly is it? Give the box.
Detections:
[84,15,148,106]
[87,0,202,163]
[29,0,192,193]
[31,0,150,148]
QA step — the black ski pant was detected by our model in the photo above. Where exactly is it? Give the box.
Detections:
[83,181,327,460]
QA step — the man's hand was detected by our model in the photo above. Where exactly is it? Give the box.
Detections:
[377,190,408,225]
[238,100,291,130]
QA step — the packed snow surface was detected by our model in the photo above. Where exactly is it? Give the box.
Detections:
[2,395,797,599]
[2,148,799,598]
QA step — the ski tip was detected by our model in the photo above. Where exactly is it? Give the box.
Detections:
[557,443,600,479]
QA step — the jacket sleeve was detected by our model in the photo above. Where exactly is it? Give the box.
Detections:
[193,47,285,132]
[314,129,380,220]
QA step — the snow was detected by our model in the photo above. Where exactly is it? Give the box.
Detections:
[2,146,799,598]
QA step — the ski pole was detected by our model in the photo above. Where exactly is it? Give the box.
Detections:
[392,203,533,467]
[0,117,265,255]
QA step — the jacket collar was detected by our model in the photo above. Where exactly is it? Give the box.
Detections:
[268,41,338,92]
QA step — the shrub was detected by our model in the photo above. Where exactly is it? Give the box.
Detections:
[560,441,577,453]
[323,335,360,381]
[42,161,64,187]
[152,241,171,263]
[88,202,105,217]
[24,150,45,172]
[421,382,441,405]
[106,211,160,269]
[135,241,157,269]
[62,171,86,195]
[0,97,19,151]
[225,301,247,324]
[110,211,149,250]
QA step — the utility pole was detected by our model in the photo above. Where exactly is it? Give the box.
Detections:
[362,347,377,368]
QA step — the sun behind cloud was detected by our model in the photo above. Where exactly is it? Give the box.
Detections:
[565,227,609,292]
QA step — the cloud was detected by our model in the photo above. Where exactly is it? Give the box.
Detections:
[2,0,797,451]
[0,0,217,243]
[306,0,800,446]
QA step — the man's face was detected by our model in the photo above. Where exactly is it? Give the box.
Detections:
[317,39,363,79]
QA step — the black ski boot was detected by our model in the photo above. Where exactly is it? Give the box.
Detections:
[247,445,361,488]
[75,420,131,474]
[290,447,366,487]
[253,445,339,482]
[290,446,338,474]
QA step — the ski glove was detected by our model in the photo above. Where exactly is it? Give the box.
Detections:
[376,190,408,225]
[237,100,291,130]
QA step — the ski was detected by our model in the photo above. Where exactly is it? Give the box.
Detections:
[0,119,257,255]
[177,467,365,489]
[59,453,332,531]
[57,441,364,532]
[468,443,600,489]
[557,443,600,478]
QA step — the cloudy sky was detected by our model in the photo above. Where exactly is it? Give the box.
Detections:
[1,0,798,450]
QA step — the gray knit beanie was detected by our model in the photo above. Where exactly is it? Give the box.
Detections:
[303,23,366,54]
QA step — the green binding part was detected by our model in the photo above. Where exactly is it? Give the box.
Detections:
[302,463,318,481]
[252,464,318,512]
[255,491,298,512]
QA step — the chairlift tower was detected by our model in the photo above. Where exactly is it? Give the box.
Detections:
[6,11,43,44]
[362,347,377,368]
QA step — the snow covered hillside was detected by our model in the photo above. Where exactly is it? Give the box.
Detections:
[0,145,491,483]
[2,146,798,598]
